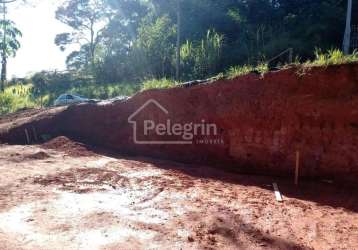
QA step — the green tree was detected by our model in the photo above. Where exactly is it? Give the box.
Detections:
[93,0,148,82]
[136,15,176,78]
[55,0,110,74]
[0,19,22,91]
[181,29,224,79]
[58,0,353,84]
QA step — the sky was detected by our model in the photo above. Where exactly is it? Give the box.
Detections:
[7,0,75,78]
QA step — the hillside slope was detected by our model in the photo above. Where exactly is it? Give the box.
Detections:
[1,63,358,181]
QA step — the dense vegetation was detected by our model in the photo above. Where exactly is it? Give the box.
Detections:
[1,0,358,114]
[55,0,357,82]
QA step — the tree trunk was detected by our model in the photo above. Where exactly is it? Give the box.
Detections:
[176,0,181,81]
[1,57,7,90]
[0,64,4,92]
[90,20,96,77]
[1,1,6,92]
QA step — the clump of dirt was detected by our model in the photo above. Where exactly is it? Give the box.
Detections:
[6,150,51,163]
[32,168,129,193]
[26,151,51,160]
[41,136,95,157]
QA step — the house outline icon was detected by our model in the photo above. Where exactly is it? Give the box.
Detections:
[128,99,193,145]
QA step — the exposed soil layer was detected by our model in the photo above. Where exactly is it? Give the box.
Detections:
[0,64,358,181]
[41,136,96,157]
[0,143,357,249]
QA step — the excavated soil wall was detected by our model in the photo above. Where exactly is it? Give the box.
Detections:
[1,64,358,181]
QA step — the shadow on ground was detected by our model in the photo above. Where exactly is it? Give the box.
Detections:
[87,145,358,214]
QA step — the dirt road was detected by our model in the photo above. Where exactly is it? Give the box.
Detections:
[0,138,357,249]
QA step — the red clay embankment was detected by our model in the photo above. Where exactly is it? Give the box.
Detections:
[1,64,358,181]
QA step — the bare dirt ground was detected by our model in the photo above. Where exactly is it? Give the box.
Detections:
[0,137,357,250]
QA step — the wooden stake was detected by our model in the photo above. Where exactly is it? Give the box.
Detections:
[273,183,283,202]
[32,126,38,142]
[295,150,300,185]
[24,129,30,145]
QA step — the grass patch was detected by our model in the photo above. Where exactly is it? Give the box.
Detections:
[256,63,269,74]
[226,65,254,79]
[306,49,358,67]
[226,49,358,80]
[1,49,357,115]
[0,82,140,114]
[225,63,268,79]
[141,78,176,90]
[0,84,37,114]
[67,82,140,100]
